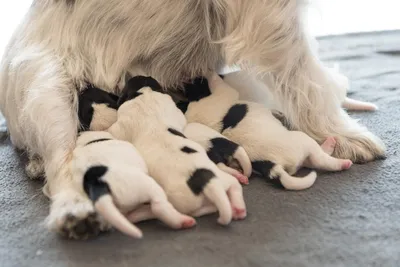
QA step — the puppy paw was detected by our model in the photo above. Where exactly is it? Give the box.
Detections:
[341,159,353,170]
[46,191,110,240]
[180,216,196,229]
[320,137,336,156]
[232,207,247,221]
[232,173,249,185]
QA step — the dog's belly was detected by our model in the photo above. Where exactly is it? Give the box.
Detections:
[9,0,226,91]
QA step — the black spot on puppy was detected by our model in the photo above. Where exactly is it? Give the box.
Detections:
[85,138,112,146]
[83,165,111,202]
[78,85,119,131]
[168,128,186,138]
[252,160,282,187]
[181,146,197,154]
[207,138,239,164]
[118,76,163,106]
[252,160,275,178]
[187,168,215,195]
[221,104,248,132]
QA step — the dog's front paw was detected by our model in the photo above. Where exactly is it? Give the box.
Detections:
[46,191,110,239]
[333,131,386,164]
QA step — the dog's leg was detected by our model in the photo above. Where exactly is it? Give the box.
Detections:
[223,1,385,163]
[25,154,45,179]
[2,55,109,239]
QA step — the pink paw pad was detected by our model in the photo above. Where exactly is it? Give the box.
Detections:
[232,207,247,220]
[234,174,249,185]
[181,218,196,229]
[341,160,353,170]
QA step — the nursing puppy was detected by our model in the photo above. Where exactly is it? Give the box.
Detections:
[78,85,119,131]
[181,74,353,190]
[184,122,252,185]
[70,131,196,239]
[108,76,246,224]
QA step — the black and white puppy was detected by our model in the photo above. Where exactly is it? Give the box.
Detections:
[108,76,247,225]
[180,74,353,191]
[71,131,196,238]
[78,85,119,131]
[184,122,252,185]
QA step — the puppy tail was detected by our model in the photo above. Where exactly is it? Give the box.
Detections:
[95,195,143,239]
[272,165,317,191]
[342,97,378,111]
[232,146,252,177]
[203,179,233,225]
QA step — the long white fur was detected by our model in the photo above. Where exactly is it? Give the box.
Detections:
[184,122,252,184]
[71,131,196,238]
[185,74,353,190]
[107,86,246,224]
[0,0,385,237]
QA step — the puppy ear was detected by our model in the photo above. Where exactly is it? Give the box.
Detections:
[117,76,163,107]
[107,92,120,103]
[183,76,211,102]
[176,101,189,113]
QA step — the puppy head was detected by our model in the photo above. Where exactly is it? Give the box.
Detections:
[76,131,114,147]
[78,86,119,131]
[117,76,163,107]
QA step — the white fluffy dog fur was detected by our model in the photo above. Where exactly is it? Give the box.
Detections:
[70,131,196,239]
[0,0,386,238]
[107,76,246,225]
[184,122,252,185]
[183,74,353,190]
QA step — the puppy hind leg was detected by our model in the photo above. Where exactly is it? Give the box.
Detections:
[227,180,246,220]
[217,163,249,185]
[126,204,155,223]
[147,182,196,229]
[306,138,353,171]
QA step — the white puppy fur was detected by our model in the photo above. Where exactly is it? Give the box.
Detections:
[70,131,196,238]
[184,74,353,190]
[0,0,385,238]
[107,76,246,224]
[184,122,252,185]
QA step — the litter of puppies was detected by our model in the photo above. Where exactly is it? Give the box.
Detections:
[72,73,360,238]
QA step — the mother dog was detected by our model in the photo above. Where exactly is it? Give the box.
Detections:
[0,0,385,239]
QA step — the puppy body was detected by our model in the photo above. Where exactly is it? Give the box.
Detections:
[184,122,252,185]
[71,131,195,238]
[183,74,353,190]
[108,77,246,224]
